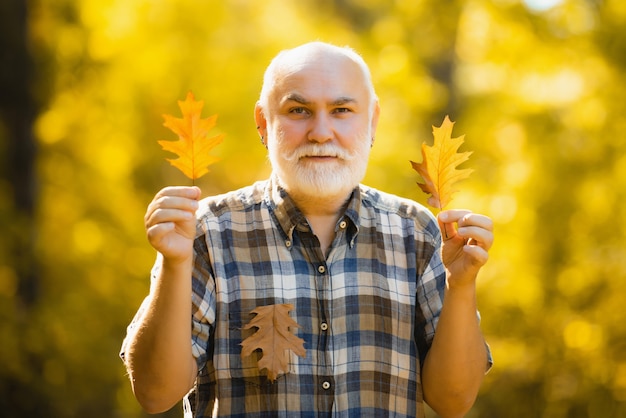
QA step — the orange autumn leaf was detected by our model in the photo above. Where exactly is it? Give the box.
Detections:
[240,303,306,381]
[410,115,473,210]
[158,91,224,180]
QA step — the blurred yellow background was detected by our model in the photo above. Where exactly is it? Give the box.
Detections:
[1,0,625,417]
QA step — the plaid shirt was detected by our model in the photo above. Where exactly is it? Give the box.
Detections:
[124,177,449,417]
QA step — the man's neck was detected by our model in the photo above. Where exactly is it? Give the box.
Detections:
[292,192,349,217]
[288,189,353,256]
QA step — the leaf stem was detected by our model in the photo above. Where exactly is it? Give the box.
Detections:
[436,206,449,240]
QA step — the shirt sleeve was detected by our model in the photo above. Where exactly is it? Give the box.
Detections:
[413,225,447,368]
[190,235,216,371]
[479,310,494,373]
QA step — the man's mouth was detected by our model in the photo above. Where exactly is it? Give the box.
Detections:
[300,155,339,162]
[291,145,352,162]
[303,154,336,159]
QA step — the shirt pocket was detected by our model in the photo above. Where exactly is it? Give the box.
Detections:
[223,310,266,380]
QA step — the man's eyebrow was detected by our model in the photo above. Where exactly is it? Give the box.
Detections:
[331,96,357,106]
[284,93,310,105]
[283,94,357,106]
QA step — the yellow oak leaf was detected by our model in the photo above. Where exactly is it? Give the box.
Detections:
[410,115,473,210]
[158,91,224,180]
[240,303,306,381]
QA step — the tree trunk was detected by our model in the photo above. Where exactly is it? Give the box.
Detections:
[0,0,39,307]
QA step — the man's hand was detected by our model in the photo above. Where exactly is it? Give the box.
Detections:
[437,209,494,287]
[144,186,201,263]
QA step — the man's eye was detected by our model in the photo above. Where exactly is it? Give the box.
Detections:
[333,107,351,113]
[290,107,308,114]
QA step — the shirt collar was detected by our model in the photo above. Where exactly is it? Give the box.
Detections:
[265,175,361,249]
[342,188,360,248]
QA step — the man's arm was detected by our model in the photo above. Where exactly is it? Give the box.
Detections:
[422,209,494,418]
[123,186,202,413]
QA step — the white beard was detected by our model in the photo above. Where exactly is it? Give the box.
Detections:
[269,132,371,199]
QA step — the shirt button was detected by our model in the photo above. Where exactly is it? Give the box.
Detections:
[317,265,326,274]
[322,381,331,390]
[285,240,292,248]
[339,220,347,229]
[320,322,328,331]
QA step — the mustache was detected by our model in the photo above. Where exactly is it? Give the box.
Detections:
[284,144,356,162]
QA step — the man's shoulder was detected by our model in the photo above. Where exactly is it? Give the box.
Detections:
[359,184,437,226]
[197,180,268,218]
[359,184,427,214]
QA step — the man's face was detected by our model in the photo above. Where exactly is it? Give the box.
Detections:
[259,53,379,200]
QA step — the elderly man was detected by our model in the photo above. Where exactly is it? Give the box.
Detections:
[121,41,493,418]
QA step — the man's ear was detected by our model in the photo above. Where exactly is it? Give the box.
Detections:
[254,102,267,147]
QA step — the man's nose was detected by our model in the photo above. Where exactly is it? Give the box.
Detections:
[307,114,333,143]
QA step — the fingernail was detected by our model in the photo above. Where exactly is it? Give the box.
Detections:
[439,212,448,221]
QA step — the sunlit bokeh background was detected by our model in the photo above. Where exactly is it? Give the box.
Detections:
[1,0,626,417]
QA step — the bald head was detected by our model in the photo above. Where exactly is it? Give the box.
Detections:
[258,42,378,117]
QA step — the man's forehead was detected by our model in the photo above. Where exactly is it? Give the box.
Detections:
[271,59,368,102]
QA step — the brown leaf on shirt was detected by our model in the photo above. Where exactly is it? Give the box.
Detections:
[240,303,306,381]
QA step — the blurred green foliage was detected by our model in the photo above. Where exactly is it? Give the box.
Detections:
[1,0,626,417]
